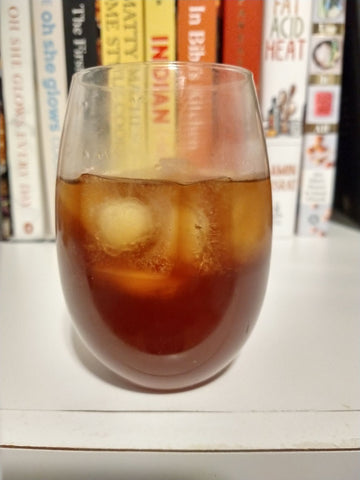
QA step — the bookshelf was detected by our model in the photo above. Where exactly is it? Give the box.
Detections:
[1,0,357,240]
[1,221,359,478]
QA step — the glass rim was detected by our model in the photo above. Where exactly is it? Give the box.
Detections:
[71,61,254,91]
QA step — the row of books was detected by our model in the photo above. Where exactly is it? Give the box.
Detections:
[262,0,347,237]
[0,0,347,240]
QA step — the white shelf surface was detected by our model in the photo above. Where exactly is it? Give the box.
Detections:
[1,223,359,459]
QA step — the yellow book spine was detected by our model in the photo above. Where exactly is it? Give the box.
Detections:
[117,1,146,172]
[147,65,176,167]
[144,0,176,168]
[100,1,125,173]
[122,65,147,172]
[106,66,148,175]
[100,0,122,65]
[144,0,176,62]
[118,0,144,62]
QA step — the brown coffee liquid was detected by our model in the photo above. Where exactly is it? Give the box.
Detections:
[56,173,272,389]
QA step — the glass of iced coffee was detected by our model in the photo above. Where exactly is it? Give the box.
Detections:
[56,62,272,390]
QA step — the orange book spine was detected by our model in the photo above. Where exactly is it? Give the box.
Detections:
[177,1,219,169]
[222,0,264,92]
[177,0,218,62]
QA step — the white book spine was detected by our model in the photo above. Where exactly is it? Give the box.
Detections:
[260,0,313,237]
[0,0,46,239]
[31,0,68,238]
[297,0,347,236]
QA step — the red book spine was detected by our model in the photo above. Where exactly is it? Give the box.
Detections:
[222,0,264,93]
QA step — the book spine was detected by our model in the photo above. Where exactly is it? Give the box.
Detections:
[95,1,123,176]
[32,0,68,239]
[0,65,12,240]
[260,0,313,237]
[117,1,146,172]
[63,0,98,87]
[177,0,218,62]
[296,0,347,236]
[144,0,176,167]
[0,0,46,240]
[98,2,146,173]
[119,0,144,62]
[144,0,176,62]
[222,0,264,94]
[176,1,218,168]
[99,0,122,65]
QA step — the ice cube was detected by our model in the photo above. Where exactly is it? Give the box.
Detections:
[94,266,183,298]
[155,199,178,260]
[179,204,209,265]
[231,182,272,262]
[57,178,80,218]
[97,198,154,251]
[232,206,266,261]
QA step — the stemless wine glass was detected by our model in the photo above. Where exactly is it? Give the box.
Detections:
[56,62,272,391]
